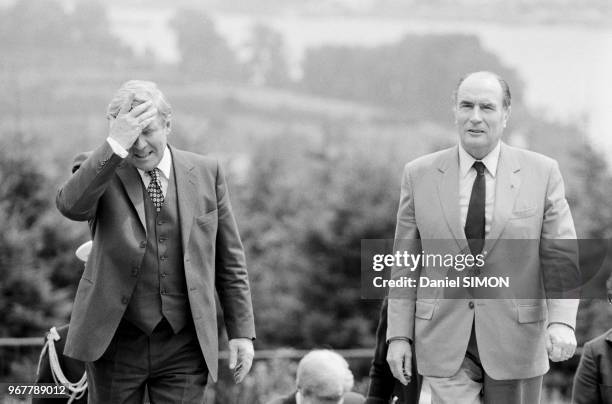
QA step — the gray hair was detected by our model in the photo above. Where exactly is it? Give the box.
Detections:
[453,71,512,110]
[296,350,354,401]
[106,80,172,122]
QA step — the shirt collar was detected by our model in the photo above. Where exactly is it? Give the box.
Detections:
[137,146,172,180]
[459,141,501,178]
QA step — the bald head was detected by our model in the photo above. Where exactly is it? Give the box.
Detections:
[296,350,354,404]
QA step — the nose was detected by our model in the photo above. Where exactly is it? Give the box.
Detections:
[133,135,147,149]
[469,107,482,123]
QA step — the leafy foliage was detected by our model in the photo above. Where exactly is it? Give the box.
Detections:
[244,24,291,87]
[0,0,132,70]
[300,34,523,122]
[0,133,82,377]
[170,9,245,81]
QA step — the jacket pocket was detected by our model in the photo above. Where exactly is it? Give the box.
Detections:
[415,301,435,320]
[517,303,546,323]
[510,205,537,219]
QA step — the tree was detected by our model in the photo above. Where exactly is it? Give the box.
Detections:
[69,1,133,68]
[244,24,291,87]
[0,0,133,70]
[300,34,522,123]
[233,129,414,349]
[170,9,244,82]
[0,133,78,377]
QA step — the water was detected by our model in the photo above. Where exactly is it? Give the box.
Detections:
[107,7,612,161]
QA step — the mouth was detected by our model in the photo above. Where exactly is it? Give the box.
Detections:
[133,150,153,159]
[466,128,486,135]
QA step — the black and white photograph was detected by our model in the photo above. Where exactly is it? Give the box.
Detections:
[1,0,612,403]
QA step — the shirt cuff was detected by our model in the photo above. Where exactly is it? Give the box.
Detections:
[548,322,575,331]
[106,137,129,158]
[387,336,412,345]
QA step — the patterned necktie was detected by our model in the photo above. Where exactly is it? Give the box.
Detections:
[465,161,486,254]
[146,168,164,212]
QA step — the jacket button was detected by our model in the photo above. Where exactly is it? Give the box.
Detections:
[140,241,146,248]
[131,269,138,276]
[468,301,475,309]
[122,296,129,304]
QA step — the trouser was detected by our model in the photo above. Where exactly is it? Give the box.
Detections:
[86,318,208,404]
[425,323,542,404]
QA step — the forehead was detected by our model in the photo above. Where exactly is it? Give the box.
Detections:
[456,74,504,105]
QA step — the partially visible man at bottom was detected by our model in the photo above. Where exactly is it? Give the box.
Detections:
[268,350,365,404]
[56,80,256,403]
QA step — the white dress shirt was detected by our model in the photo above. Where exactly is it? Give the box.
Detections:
[106,137,171,197]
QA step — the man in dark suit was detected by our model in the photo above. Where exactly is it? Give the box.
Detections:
[56,80,256,403]
[386,71,579,403]
[365,298,421,404]
[572,328,612,404]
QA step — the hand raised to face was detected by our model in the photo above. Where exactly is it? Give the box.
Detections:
[108,93,158,150]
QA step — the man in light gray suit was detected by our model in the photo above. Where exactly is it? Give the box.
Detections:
[386,71,579,403]
[57,80,255,403]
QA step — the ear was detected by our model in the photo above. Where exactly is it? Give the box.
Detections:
[164,118,172,133]
[502,106,511,128]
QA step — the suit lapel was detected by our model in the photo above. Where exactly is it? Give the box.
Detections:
[116,163,147,233]
[437,147,469,252]
[170,146,198,252]
[484,143,521,254]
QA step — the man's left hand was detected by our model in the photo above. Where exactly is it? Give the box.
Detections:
[546,323,576,362]
[228,338,254,383]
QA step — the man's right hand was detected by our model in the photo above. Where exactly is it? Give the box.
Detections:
[386,339,412,386]
[109,93,158,150]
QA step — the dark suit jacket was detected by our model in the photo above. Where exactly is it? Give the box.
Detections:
[573,329,612,404]
[56,142,255,381]
[366,299,421,404]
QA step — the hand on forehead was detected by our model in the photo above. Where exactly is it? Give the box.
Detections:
[131,91,153,107]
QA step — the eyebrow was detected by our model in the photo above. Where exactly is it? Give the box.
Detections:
[458,100,497,109]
